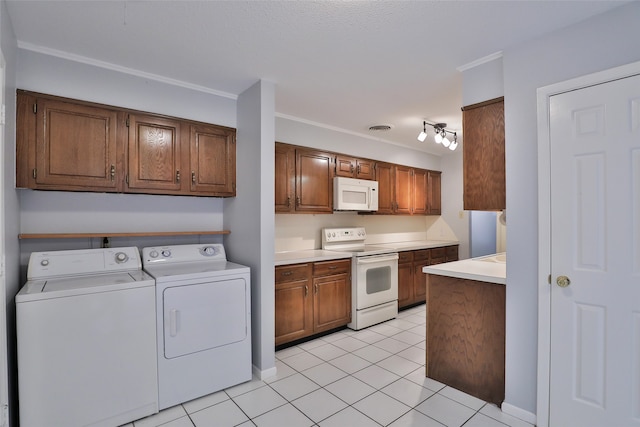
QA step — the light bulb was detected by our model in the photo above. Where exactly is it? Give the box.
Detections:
[442,136,451,147]
[417,131,427,142]
[434,133,443,144]
[448,141,458,150]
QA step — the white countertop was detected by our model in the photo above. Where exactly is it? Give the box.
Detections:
[275,240,459,266]
[274,250,353,266]
[422,253,506,285]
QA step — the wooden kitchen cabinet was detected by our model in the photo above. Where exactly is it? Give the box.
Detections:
[335,155,375,180]
[392,166,431,215]
[462,97,505,211]
[426,274,505,405]
[189,123,236,196]
[312,259,351,333]
[274,143,334,214]
[427,171,442,215]
[127,113,182,193]
[374,162,395,214]
[275,264,313,346]
[275,143,296,212]
[275,259,351,346]
[16,91,124,192]
[16,90,237,198]
[398,245,458,309]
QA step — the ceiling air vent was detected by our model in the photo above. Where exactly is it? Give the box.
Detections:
[368,124,393,132]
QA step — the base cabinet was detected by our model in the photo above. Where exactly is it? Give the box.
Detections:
[275,259,351,346]
[398,245,458,309]
[426,274,505,405]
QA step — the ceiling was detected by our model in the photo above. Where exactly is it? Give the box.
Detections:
[5,1,628,156]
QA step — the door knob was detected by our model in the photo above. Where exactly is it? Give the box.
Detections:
[556,275,571,288]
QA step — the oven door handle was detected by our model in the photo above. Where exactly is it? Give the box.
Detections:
[356,253,399,264]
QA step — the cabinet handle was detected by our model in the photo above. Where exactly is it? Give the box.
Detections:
[328,266,337,270]
[296,197,301,207]
[281,271,292,276]
[110,165,115,180]
[176,171,180,183]
[305,285,308,297]
[286,196,291,207]
[350,164,354,173]
[357,164,361,174]
[314,284,318,294]
[191,171,196,183]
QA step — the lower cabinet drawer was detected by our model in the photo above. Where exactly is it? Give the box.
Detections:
[275,264,311,283]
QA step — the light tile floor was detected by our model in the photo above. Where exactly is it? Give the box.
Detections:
[125,305,534,427]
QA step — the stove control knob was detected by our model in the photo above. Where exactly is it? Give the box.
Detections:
[149,250,159,258]
[115,252,129,263]
[162,250,172,258]
[331,232,336,237]
[40,259,49,267]
[203,246,216,256]
[326,232,330,239]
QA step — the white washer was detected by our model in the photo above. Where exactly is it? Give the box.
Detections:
[142,243,251,410]
[16,247,158,427]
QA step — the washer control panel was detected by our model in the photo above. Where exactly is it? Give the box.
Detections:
[27,247,142,280]
[142,244,227,265]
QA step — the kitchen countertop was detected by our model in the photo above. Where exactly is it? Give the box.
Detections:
[275,240,459,266]
[274,250,353,266]
[422,252,506,285]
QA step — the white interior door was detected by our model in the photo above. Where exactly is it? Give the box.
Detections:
[0,52,9,427]
[548,73,640,426]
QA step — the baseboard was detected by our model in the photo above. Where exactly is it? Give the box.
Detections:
[501,402,537,425]
[252,364,277,381]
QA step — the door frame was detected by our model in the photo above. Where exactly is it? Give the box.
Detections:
[536,60,640,427]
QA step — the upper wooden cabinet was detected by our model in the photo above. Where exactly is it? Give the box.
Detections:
[462,97,505,211]
[16,92,124,192]
[274,143,333,214]
[335,155,375,180]
[16,90,236,197]
[274,142,442,216]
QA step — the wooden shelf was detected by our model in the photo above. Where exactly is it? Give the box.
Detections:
[18,230,230,239]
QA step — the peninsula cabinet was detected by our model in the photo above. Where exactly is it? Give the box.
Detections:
[274,143,334,214]
[16,90,236,197]
[426,274,505,405]
[462,97,505,211]
[275,259,351,346]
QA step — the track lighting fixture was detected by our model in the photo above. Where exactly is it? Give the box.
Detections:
[417,121,459,151]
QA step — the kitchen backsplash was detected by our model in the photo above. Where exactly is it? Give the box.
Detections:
[275,214,458,252]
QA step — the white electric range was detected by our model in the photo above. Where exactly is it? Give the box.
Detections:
[322,227,399,330]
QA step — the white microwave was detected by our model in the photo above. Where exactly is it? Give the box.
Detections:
[333,177,379,212]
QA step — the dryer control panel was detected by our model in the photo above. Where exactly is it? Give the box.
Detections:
[142,244,227,265]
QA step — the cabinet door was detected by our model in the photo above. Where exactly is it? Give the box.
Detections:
[412,168,428,215]
[394,165,412,214]
[462,98,505,210]
[313,273,351,333]
[127,114,182,192]
[32,96,121,191]
[295,149,333,213]
[413,261,429,302]
[445,245,459,262]
[275,143,296,212]
[275,278,313,345]
[398,260,414,309]
[427,171,442,215]
[429,247,447,265]
[189,124,236,196]
[375,162,395,214]
[355,159,375,180]
[335,155,356,177]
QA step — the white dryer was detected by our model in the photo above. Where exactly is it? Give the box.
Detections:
[16,247,158,427]
[142,243,251,410]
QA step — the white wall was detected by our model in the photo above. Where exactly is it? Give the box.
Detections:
[226,80,276,377]
[502,1,640,418]
[440,147,469,259]
[1,0,19,423]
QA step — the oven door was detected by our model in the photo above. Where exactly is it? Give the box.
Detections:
[354,253,398,310]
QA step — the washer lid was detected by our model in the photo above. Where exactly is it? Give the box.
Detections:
[17,271,155,303]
